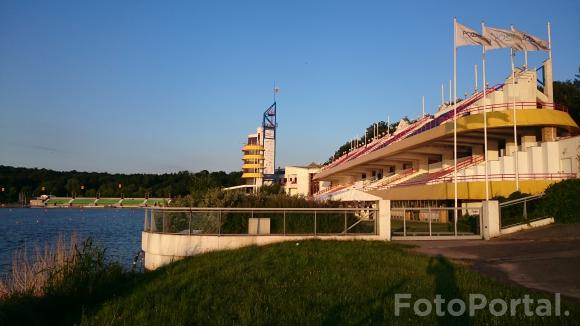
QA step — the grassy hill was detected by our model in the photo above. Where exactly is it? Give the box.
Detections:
[81,241,577,325]
[2,240,578,325]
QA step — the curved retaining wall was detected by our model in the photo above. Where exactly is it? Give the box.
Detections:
[142,232,384,270]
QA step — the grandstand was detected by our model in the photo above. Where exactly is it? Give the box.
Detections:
[314,59,579,204]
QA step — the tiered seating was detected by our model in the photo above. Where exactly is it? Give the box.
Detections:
[394,156,484,188]
[315,183,353,197]
[321,84,505,171]
[365,168,416,190]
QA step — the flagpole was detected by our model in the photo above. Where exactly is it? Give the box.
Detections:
[481,22,489,201]
[453,17,458,236]
[449,80,452,104]
[548,21,552,60]
[364,130,367,147]
[441,84,444,105]
[524,51,528,69]
[474,64,478,92]
[511,46,519,191]
[422,96,425,117]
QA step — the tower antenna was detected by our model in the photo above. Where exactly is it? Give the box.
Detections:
[273,81,280,102]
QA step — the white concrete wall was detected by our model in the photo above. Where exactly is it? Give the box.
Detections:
[143,232,387,270]
[542,142,559,173]
[461,136,579,181]
[529,146,543,174]
[262,127,275,176]
[558,136,580,176]
[284,166,321,196]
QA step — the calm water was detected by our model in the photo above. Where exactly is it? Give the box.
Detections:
[0,208,144,275]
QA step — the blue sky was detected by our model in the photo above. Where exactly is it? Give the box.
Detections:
[1,0,578,173]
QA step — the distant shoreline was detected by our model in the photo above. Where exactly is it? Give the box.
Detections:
[0,205,150,209]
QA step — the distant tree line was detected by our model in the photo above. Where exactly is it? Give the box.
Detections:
[0,165,242,204]
[553,68,580,127]
[324,120,403,165]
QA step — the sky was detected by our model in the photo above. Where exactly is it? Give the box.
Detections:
[0,0,579,174]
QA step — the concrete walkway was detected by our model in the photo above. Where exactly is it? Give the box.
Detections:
[398,224,580,302]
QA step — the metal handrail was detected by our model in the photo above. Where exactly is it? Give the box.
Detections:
[499,193,544,207]
[499,194,546,228]
[439,173,576,183]
[146,207,377,211]
[144,207,379,236]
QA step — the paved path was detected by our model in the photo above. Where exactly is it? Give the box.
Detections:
[398,224,580,302]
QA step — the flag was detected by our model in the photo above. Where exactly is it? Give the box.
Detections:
[483,26,524,50]
[512,28,550,51]
[455,21,490,47]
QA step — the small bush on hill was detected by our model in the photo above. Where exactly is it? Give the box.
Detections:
[0,237,135,325]
[537,179,580,223]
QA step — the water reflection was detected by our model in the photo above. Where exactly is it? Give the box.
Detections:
[0,208,143,274]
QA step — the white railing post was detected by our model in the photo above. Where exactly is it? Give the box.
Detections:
[403,208,406,237]
[428,207,432,237]
[188,209,192,235]
[314,211,317,235]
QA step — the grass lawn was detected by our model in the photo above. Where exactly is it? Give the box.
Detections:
[95,199,121,205]
[71,198,96,205]
[145,198,165,206]
[46,198,71,205]
[74,240,579,325]
[121,199,145,206]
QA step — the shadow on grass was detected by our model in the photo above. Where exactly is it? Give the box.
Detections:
[427,255,470,325]
[322,280,407,324]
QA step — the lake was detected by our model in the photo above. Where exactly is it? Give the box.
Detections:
[0,208,144,275]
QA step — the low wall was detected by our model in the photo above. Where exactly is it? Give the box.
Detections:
[142,232,384,270]
[500,217,555,236]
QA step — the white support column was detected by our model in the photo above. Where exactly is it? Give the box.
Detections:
[378,199,391,241]
[482,200,500,240]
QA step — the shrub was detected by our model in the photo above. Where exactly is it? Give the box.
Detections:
[537,179,580,223]
[0,237,133,325]
[172,188,340,208]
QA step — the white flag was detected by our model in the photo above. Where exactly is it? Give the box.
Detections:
[455,21,490,47]
[483,26,524,50]
[512,28,550,51]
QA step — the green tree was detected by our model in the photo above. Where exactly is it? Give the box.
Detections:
[553,67,580,126]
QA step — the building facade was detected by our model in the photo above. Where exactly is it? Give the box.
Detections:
[240,103,277,191]
[284,163,329,197]
[314,58,579,203]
